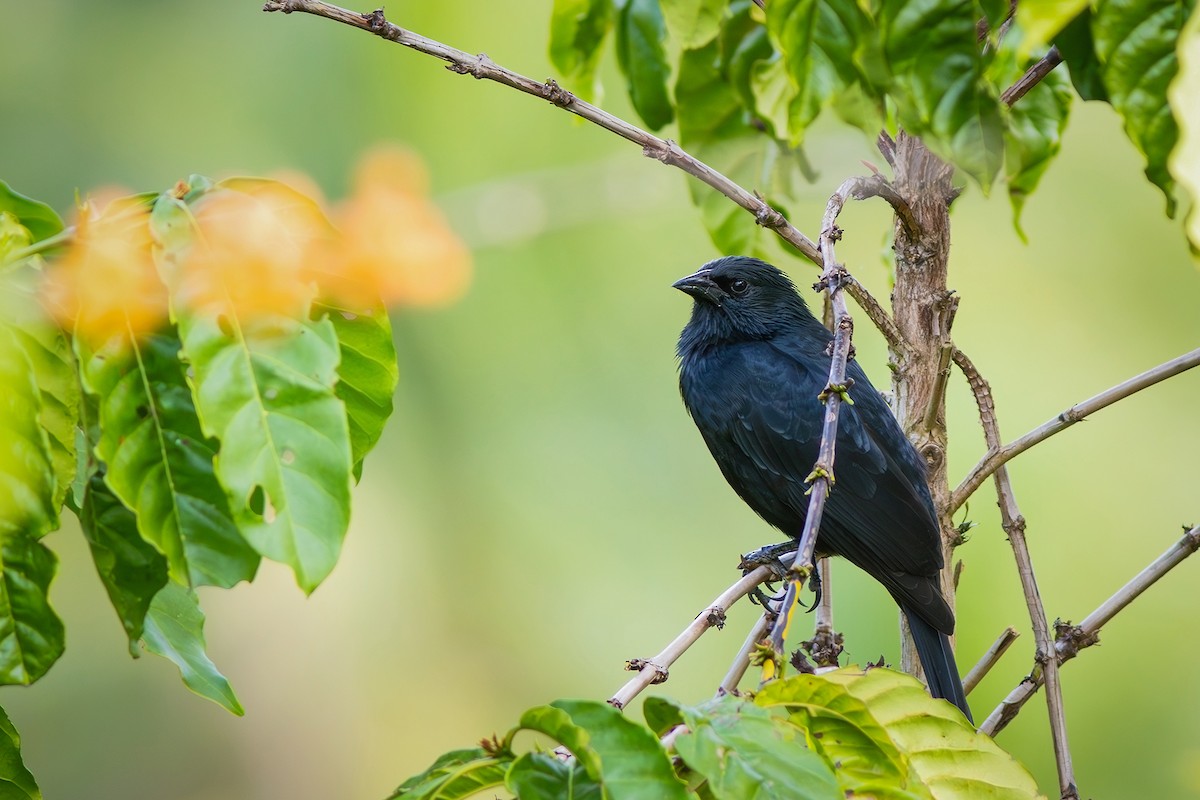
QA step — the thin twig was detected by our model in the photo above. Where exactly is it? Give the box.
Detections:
[718,612,774,696]
[762,177,864,676]
[983,525,1200,735]
[261,0,909,354]
[962,626,1019,695]
[608,566,774,709]
[951,347,1200,513]
[953,348,1078,800]
[1002,47,1064,107]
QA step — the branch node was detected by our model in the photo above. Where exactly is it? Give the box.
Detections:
[705,606,728,629]
[539,78,575,108]
[624,658,669,684]
[446,52,494,79]
[364,7,387,32]
[1053,619,1098,659]
[753,193,786,229]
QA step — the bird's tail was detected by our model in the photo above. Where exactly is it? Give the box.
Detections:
[902,606,973,724]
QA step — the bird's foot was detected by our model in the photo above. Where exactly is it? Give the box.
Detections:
[738,540,798,581]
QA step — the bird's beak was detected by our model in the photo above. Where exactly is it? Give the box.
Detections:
[672,269,722,305]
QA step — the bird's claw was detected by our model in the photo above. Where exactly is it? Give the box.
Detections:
[739,541,798,581]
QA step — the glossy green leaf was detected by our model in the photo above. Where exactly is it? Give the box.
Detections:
[1170,0,1200,255]
[879,0,1005,188]
[674,697,841,800]
[660,0,727,47]
[766,0,876,144]
[1055,9,1109,101]
[81,328,259,589]
[643,695,685,736]
[0,533,63,686]
[9,322,78,515]
[0,704,41,800]
[79,473,168,653]
[0,326,58,542]
[822,668,1041,799]
[0,180,63,245]
[549,0,615,103]
[318,299,397,481]
[1093,0,1193,215]
[1006,67,1073,237]
[507,752,603,800]
[527,700,690,799]
[755,675,925,798]
[616,0,675,130]
[151,196,353,594]
[1016,0,1089,54]
[389,747,509,799]
[676,40,776,253]
[141,580,243,715]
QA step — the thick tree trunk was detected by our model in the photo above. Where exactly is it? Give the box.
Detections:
[885,131,961,679]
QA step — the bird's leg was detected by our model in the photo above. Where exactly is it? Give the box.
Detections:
[805,562,823,612]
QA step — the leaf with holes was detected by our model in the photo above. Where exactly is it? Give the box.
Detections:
[151,193,353,593]
[318,299,397,482]
[1093,0,1193,216]
[141,580,242,714]
[81,327,259,588]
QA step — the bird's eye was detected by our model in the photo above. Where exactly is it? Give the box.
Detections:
[728,278,749,295]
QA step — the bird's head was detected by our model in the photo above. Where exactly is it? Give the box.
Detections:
[673,256,816,343]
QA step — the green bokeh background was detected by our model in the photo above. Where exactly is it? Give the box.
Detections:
[4,2,1199,798]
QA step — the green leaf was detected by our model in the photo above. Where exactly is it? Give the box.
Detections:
[141,580,243,715]
[0,326,58,541]
[79,473,168,653]
[674,697,842,800]
[755,675,925,798]
[676,39,777,253]
[1054,9,1109,101]
[1170,0,1200,255]
[549,0,615,103]
[507,752,604,800]
[660,0,727,48]
[389,747,509,799]
[9,322,78,515]
[524,700,690,799]
[317,299,398,481]
[0,703,41,800]
[0,534,64,686]
[151,196,353,594]
[1016,0,1090,54]
[80,328,259,589]
[879,0,1005,188]
[1093,0,1194,216]
[822,668,1041,799]
[643,695,685,736]
[1005,67,1073,237]
[616,0,675,130]
[0,180,63,245]
[766,0,876,144]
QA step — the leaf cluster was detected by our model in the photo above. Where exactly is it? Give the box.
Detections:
[550,0,1195,249]
[392,667,1042,800]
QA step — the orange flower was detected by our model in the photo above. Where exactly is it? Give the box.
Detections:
[175,180,334,320]
[329,145,472,310]
[42,198,167,342]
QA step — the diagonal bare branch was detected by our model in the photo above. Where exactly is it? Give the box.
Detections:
[963,626,1020,696]
[981,525,1200,736]
[952,347,1200,513]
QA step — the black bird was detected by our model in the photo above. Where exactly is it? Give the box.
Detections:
[674,255,971,722]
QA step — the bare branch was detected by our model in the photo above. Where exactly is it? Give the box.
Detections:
[982,525,1200,736]
[962,626,1020,695]
[952,347,1200,513]
[801,558,843,668]
[609,566,774,709]
[1002,47,1064,107]
[953,348,1078,800]
[262,0,911,354]
[718,612,774,696]
[762,177,864,674]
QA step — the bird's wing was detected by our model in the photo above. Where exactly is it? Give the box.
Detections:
[708,338,952,632]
